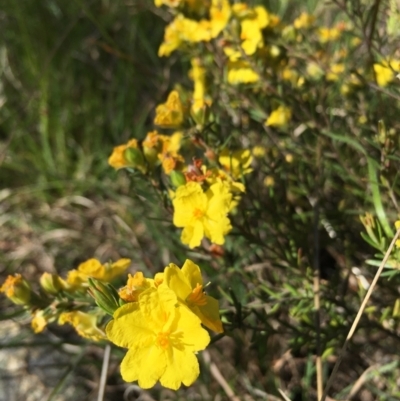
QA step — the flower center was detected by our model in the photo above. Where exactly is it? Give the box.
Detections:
[186,283,207,306]
[156,331,170,350]
[193,208,204,219]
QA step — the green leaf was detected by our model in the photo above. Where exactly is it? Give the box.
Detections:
[322,130,394,238]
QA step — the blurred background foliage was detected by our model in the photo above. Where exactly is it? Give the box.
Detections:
[2,0,400,400]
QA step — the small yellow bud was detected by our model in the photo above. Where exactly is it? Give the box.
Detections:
[263,175,275,187]
[40,272,66,294]
[252,146,266,158]
[31,310,49,333]
[360,212,375,229]
[124,148,146,173]
[285,154,294,163]
[1,274,32,305]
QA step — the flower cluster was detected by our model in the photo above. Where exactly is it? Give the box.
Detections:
[1,257,221,390]
[108,84,253,248]
[107,259,222,390]
[108,1,400,253]
[1,258,130,340]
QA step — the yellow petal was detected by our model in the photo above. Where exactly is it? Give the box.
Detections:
[164,263,192,301]
[121,346,166,387]
[181,259,203,289]
[160,348,199,390]
[197,296,223,333]
[106,302,144,348]
[265,105,292,127]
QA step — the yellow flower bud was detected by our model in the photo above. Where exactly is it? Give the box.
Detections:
[264,175,275,187]
[1,274,32,305]
[31,310,49,333]
[40,272,67,294]
[124,147,147,173]
[190,99,210,126]
[59,311,106,341]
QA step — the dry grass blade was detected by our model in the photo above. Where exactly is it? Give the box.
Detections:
[311,198,323,400]
[97,344,111,401]
[202,350,241,401]
[320,227,400,401]
[346,364,379,400]
[277,388,292,401]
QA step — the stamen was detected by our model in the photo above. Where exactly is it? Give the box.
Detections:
[187,283,207,306]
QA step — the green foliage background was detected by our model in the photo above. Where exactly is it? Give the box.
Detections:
[1,0,400,400]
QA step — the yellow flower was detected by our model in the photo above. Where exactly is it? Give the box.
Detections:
[240,20,263,55]
[358,115,368,124]
[119,272,154,302]
[326,63,345,81]
[285,154,294,163]
[340,71,363,95]
[154,272,164,287]
[395,220,400,247]
[318,27,341,43]
[227,61,259,84]
[240,6,270,55]
[106,285,210,390]
[108,139,146,172]
[160,154,185,175]
[142,130,163,167]
[31,310,49,334]
[154,90,184,128]
[155,0,203,10]
[173,181,232,248]
[142,130,182,172]
[252,145,266,158]
[164,131,182,154]
[158,15,211,57]
[218,149,253,179]
[282,66,297,81]
[232,2,250,17]
[264,175,275,187]
[154,0,182,7]
[203,166,245,196]
[265,105,292,127]
[269,14,281,28]
[210,0,231,38]
[306,61,324,80]
[154,131,184,174]
[223,46,241,62]
[189,58,206,101]
[59,311,106,341]
[0,274,31,305]
[373,60,400,87]
[293,12,315,29]
[186,19,212,42]
[67,258,131,287]
[163,259,223,333]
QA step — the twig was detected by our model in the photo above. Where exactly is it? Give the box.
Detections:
[346,364,379,400]
[97,344,111,401]
[277,388,292,401]
[320,227,400,401]
[203,350,241,401]
[311,198,323,400]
